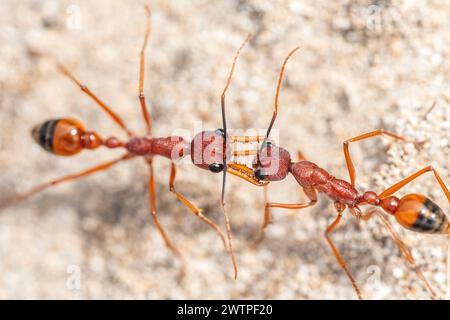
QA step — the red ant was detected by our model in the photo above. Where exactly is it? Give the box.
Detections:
[0,6,264,279]
[230,47,450,299]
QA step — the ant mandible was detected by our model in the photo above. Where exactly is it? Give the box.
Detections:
[230,46,450,299]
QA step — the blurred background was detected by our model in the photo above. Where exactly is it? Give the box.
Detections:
[0,0,449,299]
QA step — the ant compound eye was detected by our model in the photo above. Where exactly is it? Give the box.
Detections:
[261,141,272,149]
[215,128,225,137]
[208,163,224,173]
[255,169,266,181]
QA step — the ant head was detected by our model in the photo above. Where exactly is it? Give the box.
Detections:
[254,142,291,181]
[190,129,232,173]
[32,118,103,156]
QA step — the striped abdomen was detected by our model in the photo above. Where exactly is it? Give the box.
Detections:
[32,118,102,156]
[395,194,449,234]
[32,119,60,153]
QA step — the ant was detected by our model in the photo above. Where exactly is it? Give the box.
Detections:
[228,47,450,299]
[0,6,265,279]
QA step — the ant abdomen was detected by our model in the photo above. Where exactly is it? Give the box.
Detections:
[31,118,103,156]
[394,194,449,234]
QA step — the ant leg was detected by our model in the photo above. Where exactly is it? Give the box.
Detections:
[325,203,363,299]
[254,187,317,246]
[252,184,270,247]
[297,150,306,161]
[230,136,263,157]
[57,64,133,137]
[359,205,438,298]
[343,129,424,186]
[379,165,450,202]
[370,166,449,298]
[138,5,152,135]
[230,135,264,143]
[145,159,185,277]
[169,163,227,249]
[253,151,310,245]
[368,209,437,299]
[379,210,438,299]
[359,206,377,221]
[230,136,271,157]
[232,150,258,157]
[0,154,133,210]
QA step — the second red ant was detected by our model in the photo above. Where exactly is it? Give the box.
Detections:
[228,45,450,299]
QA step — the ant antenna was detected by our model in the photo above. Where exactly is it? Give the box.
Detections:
[220,35,250,279]
[139,5,153,135]
[421,100,437,120]
[259,47,300,153]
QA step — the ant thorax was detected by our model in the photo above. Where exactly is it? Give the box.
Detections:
[125,136,189,160]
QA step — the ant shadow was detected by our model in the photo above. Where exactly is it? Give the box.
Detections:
[1,163,401,298]
[236,199,389,295]
[11,167,227,278]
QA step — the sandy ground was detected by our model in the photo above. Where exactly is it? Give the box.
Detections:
[0,0,449,299]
